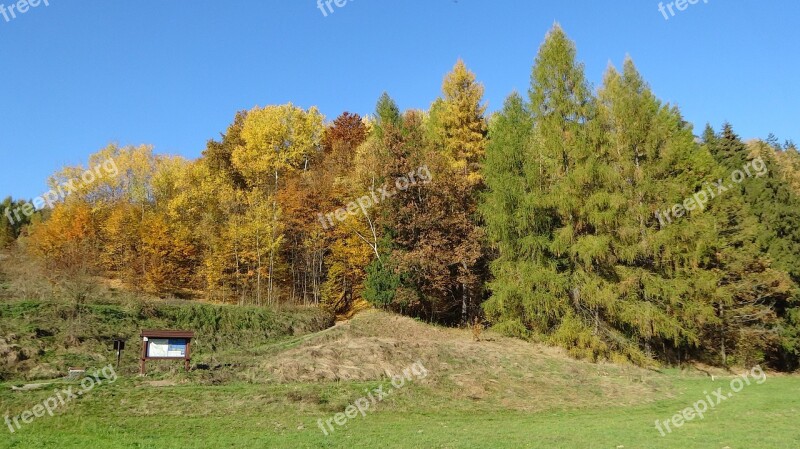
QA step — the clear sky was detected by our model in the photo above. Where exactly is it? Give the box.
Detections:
[1,0,798,200]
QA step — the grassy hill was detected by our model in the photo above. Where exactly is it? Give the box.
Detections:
[1,256,799,448]
[1,305,798,448]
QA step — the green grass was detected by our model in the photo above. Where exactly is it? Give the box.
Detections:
[1,374,797,448]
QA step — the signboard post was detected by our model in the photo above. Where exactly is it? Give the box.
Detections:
[139,330,194,375]
[113,339,126,370]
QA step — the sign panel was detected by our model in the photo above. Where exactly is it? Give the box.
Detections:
[147,338,187,358]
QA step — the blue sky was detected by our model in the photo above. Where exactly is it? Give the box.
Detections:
[1,0,798,200]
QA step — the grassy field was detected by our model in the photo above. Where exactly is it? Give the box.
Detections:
[1,373,797,448]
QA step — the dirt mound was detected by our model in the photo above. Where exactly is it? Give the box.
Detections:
[267,337,426,382]
[257,310,672,411]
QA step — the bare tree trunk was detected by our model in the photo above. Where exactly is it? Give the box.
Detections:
[460,269,468,326]
[234,236,243,306]
[720,305,727,365]
[355,209,381,262]
[310,250,316,306]
[303,250,309,306]
[267,170,278,306]
[316,250,324,305]
[256,236,262,307]
[290,236,298,304]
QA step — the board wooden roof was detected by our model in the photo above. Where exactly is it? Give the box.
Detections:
[140,330,195,338]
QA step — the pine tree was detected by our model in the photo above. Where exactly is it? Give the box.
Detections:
[706,125,800,367]
[709,124,800,283]
[373,92,402,141]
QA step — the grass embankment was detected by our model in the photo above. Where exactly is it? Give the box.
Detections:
[0,294,333,381]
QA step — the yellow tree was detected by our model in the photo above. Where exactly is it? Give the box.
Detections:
[439,59,488,186]
[232,104,325,304]
[27,200,98,276]
[420,60,489,323]
[233,104,324,189]
[47,144,156,207]
[100,202,140,284]
[31,144,157,284]
[138,210,198,294]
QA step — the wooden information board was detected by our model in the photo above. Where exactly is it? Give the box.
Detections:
[139,330,194,375]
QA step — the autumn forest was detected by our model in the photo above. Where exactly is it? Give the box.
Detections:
[3,26,800,371]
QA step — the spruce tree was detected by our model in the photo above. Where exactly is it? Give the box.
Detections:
[708,124,800,283]
[706,125,800,367]
[373,92,402,141]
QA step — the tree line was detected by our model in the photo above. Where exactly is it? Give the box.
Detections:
[3,25,800,370]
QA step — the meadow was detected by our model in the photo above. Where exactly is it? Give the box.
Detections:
[1,373,797,448]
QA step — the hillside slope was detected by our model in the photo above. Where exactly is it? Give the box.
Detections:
[1,248,679,414]
[252,309,676,412]
[0,296,333,381]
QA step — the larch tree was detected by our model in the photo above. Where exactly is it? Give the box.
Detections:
[599,59,723,364]
[13,28,800,371]
[481,92,534,337]
[436,60,489,324]
[490,24,628,360]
